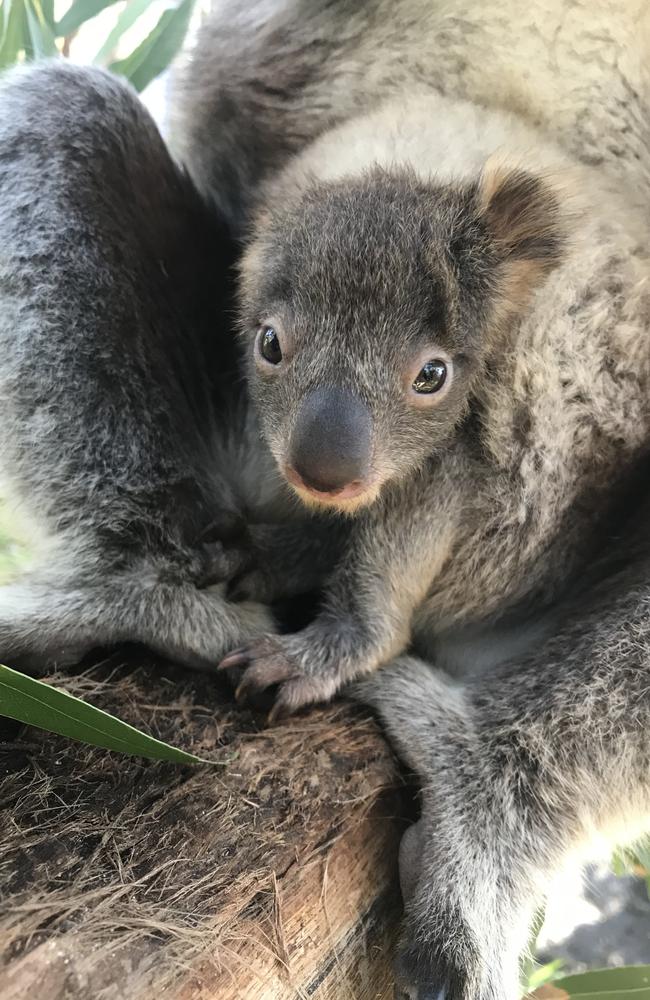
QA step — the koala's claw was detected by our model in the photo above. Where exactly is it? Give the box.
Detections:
[218,636,335,718]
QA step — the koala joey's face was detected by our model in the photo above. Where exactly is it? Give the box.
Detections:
[239,166,563,513]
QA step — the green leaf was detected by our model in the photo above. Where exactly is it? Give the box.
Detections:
[109,0,195,91]
[93,0,153,64]
[527,960,565,992]
[611,848,631,877]
[56,0,121,38]
[0,662,206,763]
[551,965,650,997]
[632,838,650,874]
[40,0,56,29]
[612,836,650,881]
[24,0,58,58]
[0,0,28,67]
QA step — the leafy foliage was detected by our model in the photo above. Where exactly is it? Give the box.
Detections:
[612,838,650,898]
[0,0,196,89]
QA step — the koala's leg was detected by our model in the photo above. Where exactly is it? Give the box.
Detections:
[0,62,271,671]
[356,576,650,1000]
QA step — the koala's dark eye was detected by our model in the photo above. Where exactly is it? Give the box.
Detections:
[259,326,283,364]
[412,359,447,394]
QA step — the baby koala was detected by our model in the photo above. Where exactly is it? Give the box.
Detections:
[219,93,604,717]
[216,95,650,999]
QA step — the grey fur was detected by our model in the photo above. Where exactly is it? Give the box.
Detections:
[3,1,650,998]
[0,60,341,672]
[178,1,650,997]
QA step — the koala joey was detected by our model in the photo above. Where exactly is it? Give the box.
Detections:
[2,1,650,999]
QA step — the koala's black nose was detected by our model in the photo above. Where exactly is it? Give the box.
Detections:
[289,387,372,494]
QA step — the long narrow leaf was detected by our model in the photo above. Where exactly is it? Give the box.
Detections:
[94,0,153,64]
[40,0,56,29]
[0,0,28,68]
[532,965,650,998]
[109,0,194,91]
[24,0,58,58]
[0,663,206,763]
[56,0,120,38]
[632,838,650,874]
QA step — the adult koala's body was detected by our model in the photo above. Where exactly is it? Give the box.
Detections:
[1,1,650,999]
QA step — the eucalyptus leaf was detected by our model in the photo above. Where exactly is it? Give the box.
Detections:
[40,0,56,29]
[94,0,153,65]
[24,0,58,58]
[109,0,195,91]
[0,0,28,68]
[0,662,208,762]
[632,838,650,875]
[527,959,565,992]
[56,0,120,38]
[550,964,650,998]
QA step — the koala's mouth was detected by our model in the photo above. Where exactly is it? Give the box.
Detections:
[282,464,379,512]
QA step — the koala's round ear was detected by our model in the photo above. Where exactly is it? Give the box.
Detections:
[478,162,565,266]
[473,161,568,327]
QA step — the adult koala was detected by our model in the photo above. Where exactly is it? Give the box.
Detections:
[2,2,650,998]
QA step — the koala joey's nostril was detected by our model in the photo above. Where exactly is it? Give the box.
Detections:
[289,387,372,494]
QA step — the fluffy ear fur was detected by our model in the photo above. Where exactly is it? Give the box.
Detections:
[473,161,568,328]
[478,162,565,265]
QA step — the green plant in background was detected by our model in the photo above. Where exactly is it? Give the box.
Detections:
[528,965,650,998]
[0,0,197,91]
[612,838,650,898]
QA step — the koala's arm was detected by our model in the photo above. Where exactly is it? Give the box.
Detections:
[357,560,650,1000]
[221,469,460,714]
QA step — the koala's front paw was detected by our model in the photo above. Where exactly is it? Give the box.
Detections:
[218,634,340,719]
